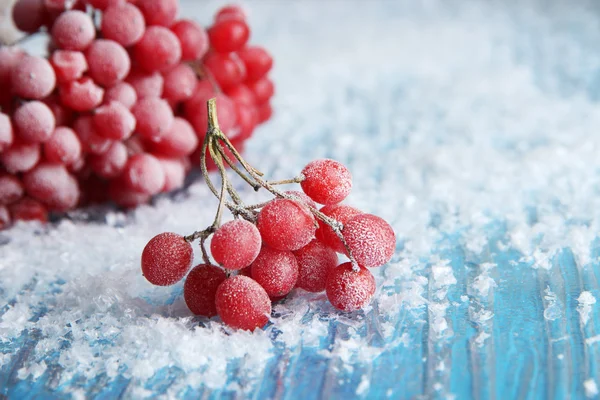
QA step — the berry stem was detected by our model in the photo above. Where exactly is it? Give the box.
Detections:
[267,176,305,185]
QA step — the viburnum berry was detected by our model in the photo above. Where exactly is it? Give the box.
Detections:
[214,4,246,22]
[136,0,179,27]
[50,50,88,83]
[146,117,197,158]
[101,3,146,47]
[11,56,56,100]
[85,39,131,87]
[343,214,396,268]
[133,26,182,72]
[126,71,164,99]
[89,141,128,179]
[0,174,24,205]
[326,262,376,312]
[294,240,338,293]
[13,101,56,143]
[122,153,166,195]
[59,77,104,112]
[250,246,299,298]
[141,232,193,286]
[104,82,138,109]
[184,264,227,317]
[72,115,112,155]
[12,0,47,33]
[171,19,209,61]
[208,19,250,54]
[316,204,363,253]
[215,275,271,330]
[1,141,41,173]
[43,126,82,165]
[238,46,273,83]
[210,219,261,270]
[22,162,80,211]
[51,10,96,51]
[9,197,48,222]
[157,157,186,192]
[301,159,352,205]
[257,198,316,251]
[132,97,174,141]
[0,113,13,152]
[93,101,136,140]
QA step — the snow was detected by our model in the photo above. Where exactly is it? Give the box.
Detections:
[2,0,600,396]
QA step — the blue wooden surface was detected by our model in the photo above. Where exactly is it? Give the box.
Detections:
[3,0,600,399]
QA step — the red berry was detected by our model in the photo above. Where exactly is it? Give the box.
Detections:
[246,77,274,104]
[132,97,174,141]
[102,3,146,47]
[23,162,80,211]
[316,204,363,253]
[171,19,209,61]
[157,157,185,192]
[250,246,299,298]
[9,197,48,222]
[86,40,131,87]
[133,26,182,72]
[225,84,256,106]
[72,116,112,154]
[0,47,25,87]
[147,117,197,157]
[215,275,271,330]
[162,64,197,103]
[93,101,136,140]
[104,82,138,109]
[1,141,40,173]
[284,190,317,210]
[183,264,226,317]
[214,5,246,22]
[0,174,24,205]
[126,70,164,98]
[51,10,96,51]
[293,240,338,293]
[208,19,249,53]
[203,52,246,90]
[301,159,352,205]
[84,0,123,10]
[211,219,261,270]
[0,113,14,152]
[59,77,104,112]
[108,178,150,208]
[238,46,273,82]
[11,56,56,100]
[257,198,316,251]
[12,0,47,33]
[256,102,272,124]
[326,262,375,312]
[122,153,165,195]
[89,141,128,179]
[343,214,395,268]
[50,50,88,83]
[141,232,193,286]
[13,101,56,143]
[43,95,73,126]
[232,103,257,141]
[43,126,82,165]
[136,0,178,27]
[185,93,236,138]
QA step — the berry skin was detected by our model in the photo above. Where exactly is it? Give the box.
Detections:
[132,97,174,141]
[59,77,104,112]
[0,47,25,87]
[204,52,246,91]
[104,82,138,109]
[256,102,272,124]
[0,174,24,205]
[257,198,316,251]
[108,178,150,208]
[210,219,261,270]
[250,246,299,298]
[326,262,376,312]
[136,0,178,27]
[183,264,227,317]
[316,204,363,253]
[208,19,250,53]
[293,240,338,293]
[9,197,48,222]
[93,101,136,140]
[162,64,197,103]
[12,0,47,33]
[50,50,88,83]
[141,232,194,286]
[215,5,247,22]
[246,77,274,105]
[72,115,112,155]
[147,117,197,157]
[86,40,131,87]
[126,71,164,99]
[171,19,209,61]
[133,26,182,72]
[301,159,352,205]
[343,214,395,268]
[101,3,146,47]
[215,275,271,330]
[238,46,273,82]
[43,126,82,165]
[157,157,186,191]
[51,10,96,51]
[11,56,56,100]
[23,162,80,211]
[13,101,56,143]
[0,113,14,152]
[84,0,122,10]
[1,141,40,173]
[122,153,165,195]
[284,190,317,210]
[89,141,128,179]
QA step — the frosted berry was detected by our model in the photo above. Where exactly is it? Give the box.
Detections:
[13,101,56,143]
[133,26,182,72]
[208,19,250,53]
[214,5,246,22]
[141,232,193,286]
[147,117,197,157]
[93,101,136,140]
[136,0,178,27]
[9,197,48,222]
[204,52,246,90]
[215,275,271,330]
[343,214,395,268]
[86,40,131,87]
[104,82,138,109]
[250,246,299,298]
[238,46,273,82]
[23,162,79,211]
[89,141,128,179]
[210,219,261,270]
[184,264,226,317]
[301,159,352,205]
[257,198,316,251]
[1,141,40,173]
[51,10,96,51]
[132,97,174,141]
[12,0,46,33]
[59,77,104,112]
[122,153,165,195]
[43,126,82,165]
[316,204,363,253]
[0,113,14,152]
[293,240,338,293]
[72,115,112,155]
[0,174,24,205]
[326,262,375,312]
[246,77,274,104]
[126,71,164,98]
[162,64,197,103]
[11,56,56,100]
[50,50,88,83]
[101,3,146,47]
[157,157,186,192]
[171,19,209,61]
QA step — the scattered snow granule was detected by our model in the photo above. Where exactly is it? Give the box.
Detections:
[356,375,370,395]
[577,291,596,326]
[584,379,599,398]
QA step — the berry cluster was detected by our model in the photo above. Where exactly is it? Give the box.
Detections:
[141,99,395,331]
[0,0,274,228]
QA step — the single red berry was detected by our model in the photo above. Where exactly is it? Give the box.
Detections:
[147,117,197,158]
[9,197,48,222]
[11,56,56,100]
[208,19,249,53]
[89,141,128,179]
[257,198,316,251]
[22,162,80,211]
[12,0,47,33]
[132,97,174,141]
[301,159,352,205]
[215,275,271,330]
[293,240,338,293]
[211,219,261,270]
[316,204,363,253]
[50,50,88,83]
[136,0,178,27]
[326,262,375,312]
[141,232,193,286]
[250,246,299,298]
[157,156,186,192]
[214,5,247,22]
[72,115,112,155]
[13,101,56,143]
[59,77,104,112]
[0,113,13,152]
[126,70,164,99]
[133,26,182,72]
[104,82,137,109]
[85,39,131,87]
[184,264,227,317]
[0,174,24,205]
[171,19,209,61]
[43,126,82,165]
[203,52,246,90]
[162,64,197,103]
[93,101,136,140]
[246,77,273,104]
[102,3,146,47]
[238,46,273,82]
[122,153,166,195]
[51,10,96,51]
[1,141,40,173]
[343,214,395,268]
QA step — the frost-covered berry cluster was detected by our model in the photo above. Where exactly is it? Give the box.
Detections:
[0,1,274,228]
[141,99,396,331]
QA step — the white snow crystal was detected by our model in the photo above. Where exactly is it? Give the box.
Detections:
[577,291,596,326]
